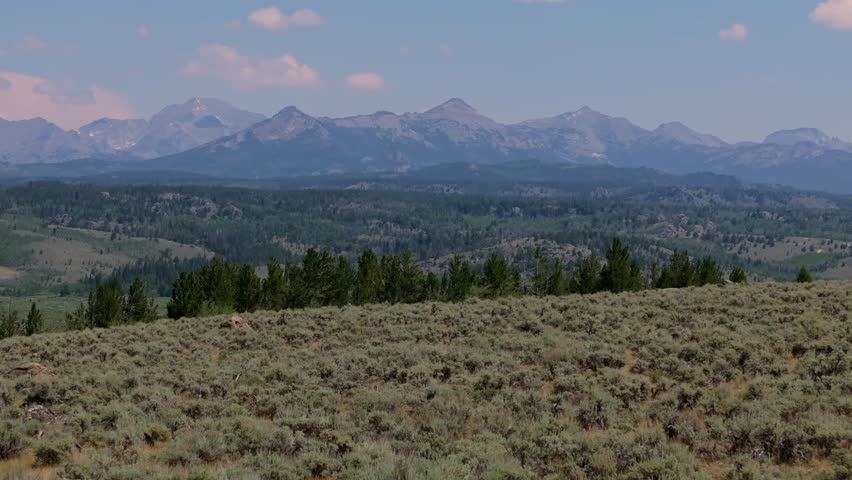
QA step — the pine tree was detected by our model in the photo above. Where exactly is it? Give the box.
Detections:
[695,258,723,286]
[530,247,551,296]
[235,264,261,313]
[569,255,602,294]
[483,254,517,298]
[0,303,20,339]
[261,257,287,310]
[302,249,336,307]
[380,254,404,304]
[423,272,442,301]
[285,263,308,309]
[446,256,476,302]
[92,279,125,328]
[398,251,424,304]
[729,266,748,284]
[600,239,641,293]
[354,250,382,305]
[547,258,567,296]
[65,302,90,331]
[25,302,43,336]
[796,266,813,283]
[167,272,203,319]
[329,256,355,307]
[658,250,695,288]
[125,278,157,323]
[201,257,238,309]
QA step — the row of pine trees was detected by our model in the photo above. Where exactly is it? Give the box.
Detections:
[3,239,823,340]
[5,238,824,339]
[165,238,749,319]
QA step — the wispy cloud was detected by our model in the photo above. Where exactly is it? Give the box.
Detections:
[719,24,748,41]
[15,35,48,51]
[346,72,386,91]
[811,0,852,31]
[136,24,150,39]
[180,43,320,89]
[0,71,135,129]
[247,7,324,32]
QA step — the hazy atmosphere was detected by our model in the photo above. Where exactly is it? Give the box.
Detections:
[2,0,852,141]
[1,2,851,480]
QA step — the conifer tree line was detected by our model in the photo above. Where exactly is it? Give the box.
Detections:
[64,278,158,330]
[0,238,810,340]
[0,302,43,339]
[164,238,750,319]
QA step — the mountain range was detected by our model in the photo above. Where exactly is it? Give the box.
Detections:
[0,98,264,165]
[2,97,851,193]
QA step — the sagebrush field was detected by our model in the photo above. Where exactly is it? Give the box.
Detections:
[1,282,850,479]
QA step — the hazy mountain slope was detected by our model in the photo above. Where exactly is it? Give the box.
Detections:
[114,97,266,159]
[4,98,852,192]
[0,98,266,165]
[764,128,852,152]
[0,117,96,164]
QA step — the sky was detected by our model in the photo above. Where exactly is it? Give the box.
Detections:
[1,0,851,142]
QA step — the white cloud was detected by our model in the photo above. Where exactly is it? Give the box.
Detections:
[719,24,748,41]
[811,0,852,31]
[247,7,324,31]
[136,24,150,39]
[33,79,95,105]
[0,71,135,129]
[346,72,386,90]
[180,43,320,89]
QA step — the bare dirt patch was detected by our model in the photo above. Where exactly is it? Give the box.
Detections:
[0,266,19,282]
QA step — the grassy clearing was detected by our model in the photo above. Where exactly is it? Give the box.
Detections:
[0,282,850,479]
[731,236,851,263]
[0,296,171,332]
[0,215,211,292]
[822,258,852,280]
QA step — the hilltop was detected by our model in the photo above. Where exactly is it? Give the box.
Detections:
[1,282,850,479]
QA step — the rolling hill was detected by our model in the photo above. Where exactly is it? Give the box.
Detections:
[0,282,849,478]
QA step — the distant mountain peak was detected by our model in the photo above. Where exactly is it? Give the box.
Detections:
[551,106,605,121]
[250,106,324,142]
[764,128,852,152]
[425,98,478,116]
[652,121,726,148]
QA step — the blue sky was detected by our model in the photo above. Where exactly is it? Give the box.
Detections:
[1,0,851,142]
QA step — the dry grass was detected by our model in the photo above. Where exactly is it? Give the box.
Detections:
[731,236,851,263]
[0,216,211,288]
[0,266,18,282]
[0,282,849,479]
[821,257,852,280]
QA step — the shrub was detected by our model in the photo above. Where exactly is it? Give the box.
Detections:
[34,439,71,467]
[0,423,24,460]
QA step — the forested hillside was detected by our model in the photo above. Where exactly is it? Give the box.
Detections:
[1,182,850,298]
[0,282,849,479]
